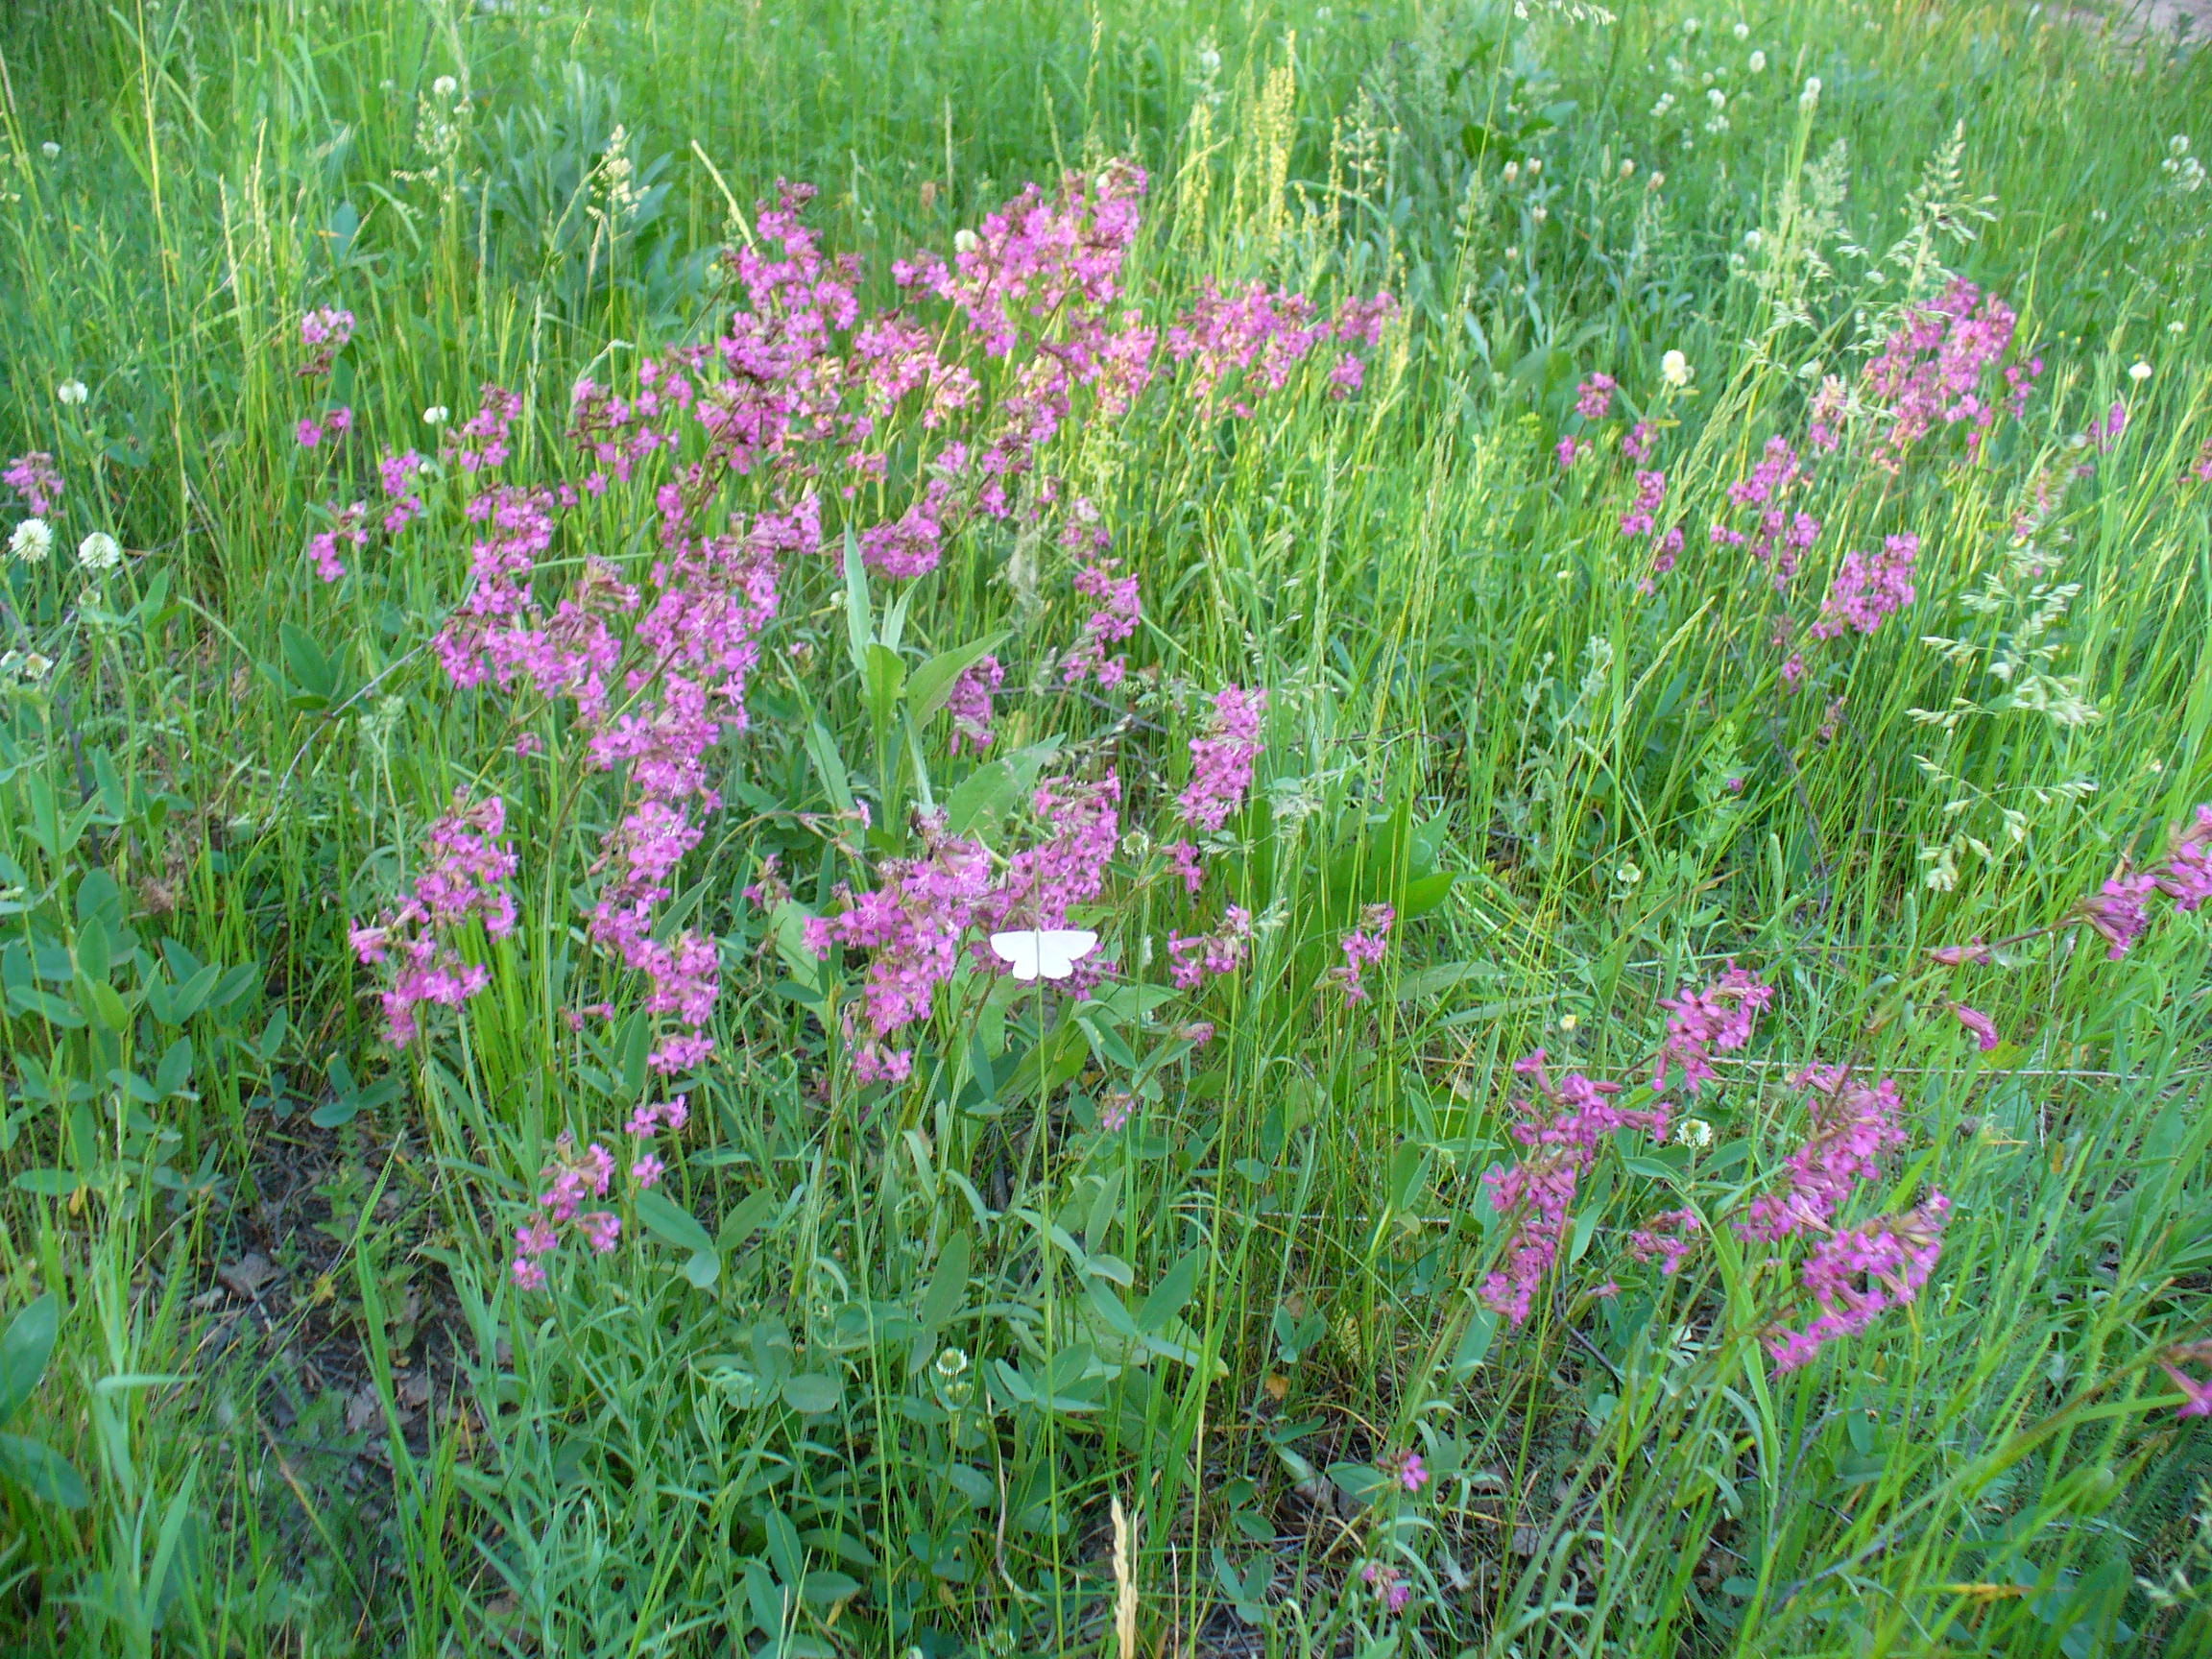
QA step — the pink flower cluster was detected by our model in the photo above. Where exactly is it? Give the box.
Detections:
[946,654,1003,754]
[1575,373,1616,422]
[1712,436,1821,582]
[299,306,355,376]
[1178,685,1266,833]
[1382,1448,1430,1494]
[1767,1192,1950,1373]
[3,452,62,517]
[1651,961,1774,1094]
[1167,904,1252,992]
[1739,1067,1907,1242]
[1333,903,1395,1002]
[349,792,519,1046]
[1628,1207,1702,1277]
[1863,279,2033,469]
[1166,285,1396,417]
[1359,1562,1412,1616]
[307,500,369,584]
[805,777,1122,1080]
[2076,806,2212,957]
[296,405,353,448]
[1061,499,1141,688]
[1809,532,1920,640]
[511,1134,619,1290]
[379,449,427,535]
[1479,1051,1671,1326]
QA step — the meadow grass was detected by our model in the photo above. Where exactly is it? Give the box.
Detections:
[1,0,2211,1653]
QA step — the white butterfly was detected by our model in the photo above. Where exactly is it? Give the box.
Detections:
[988,929,1100,982]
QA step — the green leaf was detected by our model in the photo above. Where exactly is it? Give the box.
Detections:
[309,1096,360,1130]
[279,622,338,705]
[1137,1250,1203,1335]
[7,983,86,1029]
[11,1170,81,1198]
[781,1372,843,1415]
[906,631,1009,724]
[718,1188,780,1252]
[919,1231,971,1332]
[76,973,130,1031]
[682,1249,721,1288]
[637,1190,718,1261]
[155,1038,194,1099]
[0,1296,60,1425]
[842,529,873,674]
[865,641,908,728]
[1449,1308,1498,1381]
[0,1432,88,1508]
[803,717,855,815]
[945,737,1063,835]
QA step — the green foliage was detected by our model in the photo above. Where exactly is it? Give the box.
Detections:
[0,0,2210,1655]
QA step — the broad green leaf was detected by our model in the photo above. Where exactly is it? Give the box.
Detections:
[155,1038,194,1098]
[0,1296,60,1426]
[637,1190,717,1257]
[1137,1250,1203,1335]
[905,631,1009,724]
[0,1432,88,1508]
[919,1231,970,1332]
[781,1373,844,1415]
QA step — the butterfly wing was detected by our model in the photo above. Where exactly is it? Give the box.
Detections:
[989,929,1099,981]
[989,931,1046,980]
[1033,929,1099,979]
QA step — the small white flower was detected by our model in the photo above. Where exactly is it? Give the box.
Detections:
[1503,160,1521,183]
[1683,15,1701,34]
[1661,349,1693,388]
[9,518,53,564]
[20,653,53,683]
[1616,861,1644,887]
[1619,157,1636,180]
[2170,320,2187,336]
[1743,228,1763,250]
[1799,76,1822,109]
[2128,360,2152,384]
[1748,49,1767,73]
[1733,20,1750,39]
[1526,157,1542,178]
[422,404,449,426]
[1650,93,1675,119]
[952,227,981,254]
[1558,1012,1580,1032]
[432,74,459,98]
[76,531,121,572]
[40,142,60,160]
[2172,134,2192,157]
[1675,1118,1715,1149]
[1647,171,1666,191]
[1707,87,1727,110]
[56,379,88,406]
[1554,567,1572,581]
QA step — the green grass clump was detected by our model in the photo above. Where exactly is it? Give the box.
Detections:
[1,0,2210,1653]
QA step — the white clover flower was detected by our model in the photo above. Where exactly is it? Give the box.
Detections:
[2128,360,2152,383]
[1619,157,1636,180]
[2170,320,2187,336]
[952,227,981,254]
[40,142,60,160]
[1661,349,1693,388]
[1503,159,1521,182]
[432,74,459,98]
[1743,229,1763,251]
[1527,157,1542,178]
[1707,87,1727,110]
[20,653,53,683]
[76,531,121,572]
[1683,15,1701,34]
[9,518,53,564]
[1558,1012,1580,1032]
[422,404,449,425]
[56,379,88,406]
[1748,49,1767,73]
[1733,20,1749,39]
[1800,76,1822,109]
[1650,93,1675,119]
[1616,861,1644,887]
[1675,1118,1715,1149]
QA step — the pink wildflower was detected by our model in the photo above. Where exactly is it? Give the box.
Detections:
[1810,534,1920,640]
[1739,1068,1908,1242]
[946,654,1004,755]
[1333,903,1395,1002]
[349,792,518,1046]
[1628,1207,1702,1277]
[1575,373,1617,421]
[2165,1344,2212,1420]
[1384,1448,1430,1494]
[1767,1193,1950,1373]
[1948,1002,2001,1051]
[1178,685,1266,832]
[3,452,63,517]
[1651,961,1774,1094]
